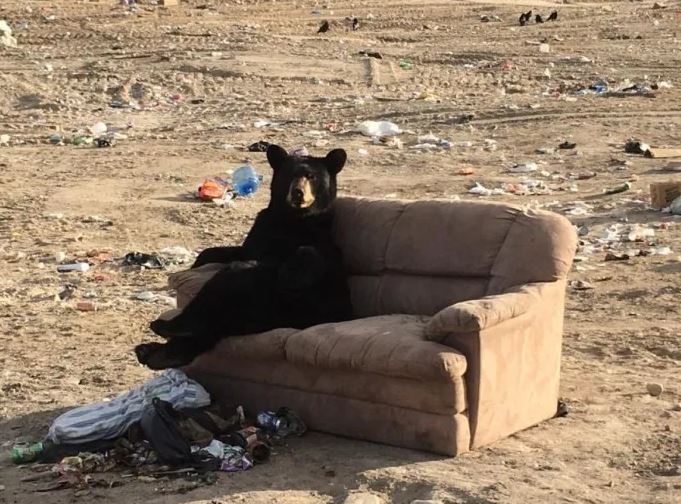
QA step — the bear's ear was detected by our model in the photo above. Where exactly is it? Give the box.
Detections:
[324,149,347,174]
[266,144,289,171]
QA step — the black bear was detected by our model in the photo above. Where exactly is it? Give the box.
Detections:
[135,144,353,370]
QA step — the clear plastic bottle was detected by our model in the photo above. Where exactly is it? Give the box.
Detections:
[232,165,260,197]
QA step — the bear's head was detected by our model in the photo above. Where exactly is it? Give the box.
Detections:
[266,144,347,215]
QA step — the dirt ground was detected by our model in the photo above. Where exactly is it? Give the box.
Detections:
[1,0,681,502]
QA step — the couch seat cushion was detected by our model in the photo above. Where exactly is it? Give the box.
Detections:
[284,315,467,382]
[208,327,298,361]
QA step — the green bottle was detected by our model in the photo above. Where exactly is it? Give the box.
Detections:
[10,442,44,464]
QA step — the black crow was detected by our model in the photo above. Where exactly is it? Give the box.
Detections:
[318,20,330,33]
[548,11,558,21]
[535,14,544,23]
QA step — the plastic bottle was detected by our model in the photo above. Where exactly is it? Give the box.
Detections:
[232,166,260,197]
[57,262,90,273]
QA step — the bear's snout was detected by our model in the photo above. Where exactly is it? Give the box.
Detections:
[287,177,315,209]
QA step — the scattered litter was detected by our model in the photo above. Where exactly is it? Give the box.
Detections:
[571,171,596,180]
[357,148,369,156]
[468,182,493,196]
[135,291,157,302]
[11,442,44,464]
[509,162,538,173]
[289,147,309,157]
[652,246,672,256]
[669,195,681,215]
[0,134,9,146]
[626,224,654,242]
[96,138,114,148]
[253,119,276,128]
[248,141,271,152]
[232,165,260,197]
[374,136,403,149]
[605,252,630,261]
[160,246,196,265]
[559,141,577,150]
[90,122,108,137]
[539,43,550,53]
[122,252,165,269]
[480,15,502,22]
[399,59,413,70]
[650,182,681,209]
[358,50,382,59]
[570,280,594,291]
[198,177,230,201]
[536,147,556,155]
[645,148,681,159]
[49,133,63,145]
[48,370,210,444]
[653,81,673,90]
[410,133,451,150]
[626,138,650,154]
[358,120,401,137]
[457,168,475,176]
[76,302,97,312]
[0,20,17,48]
[256,408,307,439]
[603,182,631,195]
[57,263,90,273]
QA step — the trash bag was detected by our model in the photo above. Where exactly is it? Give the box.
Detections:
[48,369,210,444]
[140,398,219,470]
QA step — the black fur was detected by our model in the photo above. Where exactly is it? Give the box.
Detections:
[135,145,353,370]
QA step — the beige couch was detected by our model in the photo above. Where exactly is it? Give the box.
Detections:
[183,197,577,455]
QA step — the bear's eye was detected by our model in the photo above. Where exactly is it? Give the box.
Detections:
[306,173,316,181]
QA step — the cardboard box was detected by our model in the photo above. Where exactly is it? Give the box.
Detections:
[650,181,681,208]
[646,148,681,159]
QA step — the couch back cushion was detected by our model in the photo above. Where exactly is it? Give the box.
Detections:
[333,197,575,318]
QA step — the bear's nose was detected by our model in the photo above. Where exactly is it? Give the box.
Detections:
[291,188,304,201]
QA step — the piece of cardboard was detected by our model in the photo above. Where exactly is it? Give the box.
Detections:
[646,148,681,159]
[160,0,179,6]
[650,181,681,208]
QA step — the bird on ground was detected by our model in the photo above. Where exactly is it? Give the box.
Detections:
[318,20,330,33]
[535,14,544,23]
[519,13,527,26]
[548,11,558,21]
[352,17,360,30]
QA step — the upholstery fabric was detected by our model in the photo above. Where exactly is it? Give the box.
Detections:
[188,372,471,456]
[284,315,468,382]
[178,196,576,455]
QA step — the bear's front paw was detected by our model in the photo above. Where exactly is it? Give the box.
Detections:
[150,317,193,339]
[134,342,189,370]
[135,342,162,366]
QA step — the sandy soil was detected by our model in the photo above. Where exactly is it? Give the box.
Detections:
[1,0,681,502]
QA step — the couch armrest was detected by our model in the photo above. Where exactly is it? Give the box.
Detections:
[433,280,567,450]
[426,283,545,339]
